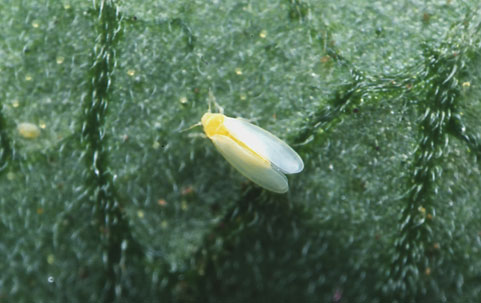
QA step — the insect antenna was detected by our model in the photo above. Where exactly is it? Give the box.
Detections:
[178,121,202,133]
[208,89,224,114]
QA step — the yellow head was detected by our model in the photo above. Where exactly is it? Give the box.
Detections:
[201,113,229,138]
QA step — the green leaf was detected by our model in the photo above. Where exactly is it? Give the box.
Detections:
[1,0,481,302]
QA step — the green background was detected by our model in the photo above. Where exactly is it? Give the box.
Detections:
[1,0,481,302]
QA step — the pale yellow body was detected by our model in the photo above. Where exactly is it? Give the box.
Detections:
[202,113,269,165]
[17,122,41,139]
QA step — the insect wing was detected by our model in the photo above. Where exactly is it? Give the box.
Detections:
[223,117,304,174]
[210,134,288,193]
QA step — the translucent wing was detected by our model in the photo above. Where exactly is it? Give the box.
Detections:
[223,117,304,174]
[210,134,288,193]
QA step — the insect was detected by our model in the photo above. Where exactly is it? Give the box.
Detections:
[201,112,304,193]
[17,122,41,139]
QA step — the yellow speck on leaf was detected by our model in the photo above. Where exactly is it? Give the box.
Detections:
[17,122,41,139]
[56,56,65,64]
[462,81,471,87]
[179,96,188,104]
[47,254,55,264]
[25,75,33,81]
[32,20,40,28]
[235,67,243,75]
[137,210,144,218]
[320,55,331,63]
[259,30,267,38]
[127,69,136,76]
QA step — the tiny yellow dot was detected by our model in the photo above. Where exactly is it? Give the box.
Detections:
[161,220,168,229]
[462,81,471,87]
[17,122,41,139]
[179,96,188,104]
[418,206,426,214]
[25,75,32,81]
[64,3,71,9]
[235,68,243,75]
[259,30,267,38]
[12,100,20,108]
[47,254,55,264]
[137,210,144,218]
[240,93,247,101]
[39,123,46,129]
[321,55,330,63]
[152,141,160,149]
[127,69,135,76]
[56,56,65,64]
[32,20,40,28]
[181,201,188,211]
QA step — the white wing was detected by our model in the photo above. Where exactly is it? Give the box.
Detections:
[223,117,304,174]
[211,134,288,193]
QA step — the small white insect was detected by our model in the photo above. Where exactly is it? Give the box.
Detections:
[201,112,304,193]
